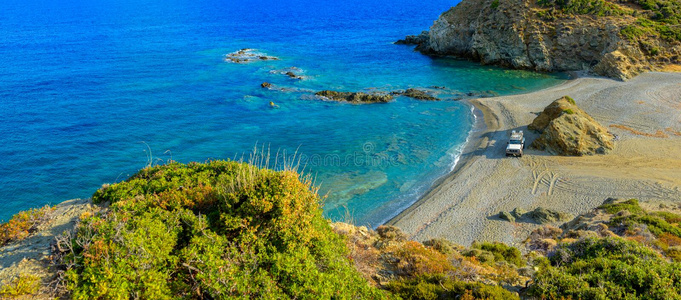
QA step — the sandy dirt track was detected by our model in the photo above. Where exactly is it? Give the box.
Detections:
[389,72,681,246]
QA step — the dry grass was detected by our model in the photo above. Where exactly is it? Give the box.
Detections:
[665,127,681,136]
[0,274,40,297]
[609,124,669,138]
[0,205,55,247]
[660,64,681,73]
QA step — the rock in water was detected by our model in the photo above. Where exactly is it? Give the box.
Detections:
[394,88,439,101]
[529,96,614,156]
[395,31,429,45]
[315,90,393,104]
[225,49,279,63]
[285,71,303,80]
[261,82,272,88]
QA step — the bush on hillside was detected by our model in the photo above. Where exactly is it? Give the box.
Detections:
[528,237,681,299]
[388,274,519,300]
[56,161,387,299]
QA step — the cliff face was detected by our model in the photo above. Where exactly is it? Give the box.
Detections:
[416,0,680,80]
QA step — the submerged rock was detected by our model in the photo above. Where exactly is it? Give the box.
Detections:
[530,96,614,156]
[315,90,393,104]
[225,48,279,63]
[393,88,439,101]
[269,67,306,80]
[285,71,303,80]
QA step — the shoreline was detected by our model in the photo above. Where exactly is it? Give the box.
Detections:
[388,71,681,246]
[385,98,495,228]
[386,76,573,228]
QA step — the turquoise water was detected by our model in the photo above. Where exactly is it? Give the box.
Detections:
[0,0,566,225]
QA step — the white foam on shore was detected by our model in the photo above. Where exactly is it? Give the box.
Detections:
[373,104,476,227]
[448,104,476,173]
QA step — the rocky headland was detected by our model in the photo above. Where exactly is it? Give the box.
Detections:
[405,0,681,80]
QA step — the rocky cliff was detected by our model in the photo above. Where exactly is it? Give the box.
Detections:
[411,0,681,80]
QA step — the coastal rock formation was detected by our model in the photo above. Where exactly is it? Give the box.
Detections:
[224,48,279,63]
[526,207,573,224]
[392,88,440,101]
[315,90,393,103]
[499,207,572,224]
[285,71,303,80]
[499,211,516,222]
[529,96,614,156]
[408,0,681,80]
[270,67,306,80]
[394,31,429,45]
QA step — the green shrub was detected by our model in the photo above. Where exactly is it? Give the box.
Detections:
[388,274,519,300]
[0,274,40,297]
[423,238,459,255]
[637,214,681,237]
[653,211,681,224]
[563,109,575,114]
[528,237,681,299]
[472,242,525,267]
[491,0,500,9]
[564,95,576,105]
[537,0,681,42]
[598,198,644,214]
[58,161,387,299]
[394,241,454,276]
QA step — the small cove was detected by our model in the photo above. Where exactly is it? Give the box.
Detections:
[0,0,567,224]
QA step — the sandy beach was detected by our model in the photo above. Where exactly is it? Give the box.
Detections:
[389,72,681,247]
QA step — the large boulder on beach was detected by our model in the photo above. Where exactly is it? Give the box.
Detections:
[529,96,614,156]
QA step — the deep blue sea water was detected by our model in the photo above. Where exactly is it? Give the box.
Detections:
[0,0,566,225]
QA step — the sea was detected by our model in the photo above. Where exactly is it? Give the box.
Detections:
[0,0,567,225]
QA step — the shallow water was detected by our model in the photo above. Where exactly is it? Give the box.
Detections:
[0,0,566,224]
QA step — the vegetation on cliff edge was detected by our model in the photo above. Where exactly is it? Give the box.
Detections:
[54,160,387,299]
[536,0,681,43]
[3,162,681,300]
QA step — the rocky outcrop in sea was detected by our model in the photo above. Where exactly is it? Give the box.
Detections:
[315,90,393,103]
[225,48,279,63]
